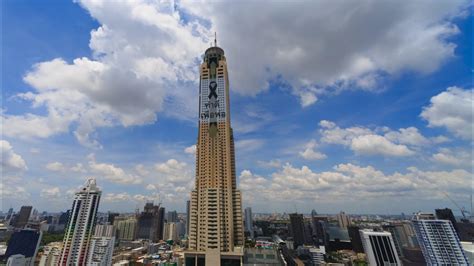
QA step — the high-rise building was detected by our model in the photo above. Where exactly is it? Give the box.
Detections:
[383,225,405,259]
[360,229,401,266]
[412,212,469,264]
[176,221,186,239]
[87,224,115,266]
[337,211,351,229]
[289,213,306,249]
[4,229,42,266]
[186,200,190,237]
[94,224,115,238]
[114,217,137,241]
[14,206,32,228]
[163,222,179,243]
[60,178,101,265]
[186,41,244,265]
[244,207,254,239]
[137,202,165,242]
[167,210,178,223]
[303,220,313,245]
[311,216,329,247]
[158,206,166,240]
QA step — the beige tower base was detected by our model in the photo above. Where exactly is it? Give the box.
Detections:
[183,248,243,266]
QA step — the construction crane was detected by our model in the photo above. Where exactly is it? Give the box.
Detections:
[443,192,471,222]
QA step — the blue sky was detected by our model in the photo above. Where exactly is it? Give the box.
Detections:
[1,0,472,215]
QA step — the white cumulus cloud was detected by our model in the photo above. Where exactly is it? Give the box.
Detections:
[299,140,327,160]
[421,87,473,140]
[1,0,467,147]
[318,121,422,157]
[89,157,142,185]
[184,145,196,155]
[45,162,66,172]
[1,140,27,172]
[431,147,472,167]
[40,187,61,199]
[183,0,465,105]
[351,135,415,157]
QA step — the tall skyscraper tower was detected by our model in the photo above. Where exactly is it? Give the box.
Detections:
[244,207,254,239]
[412,212,469,265]
[289,213,306,249]
[137,202,165,242]
[187,41,244,265]
[60,178,101,265]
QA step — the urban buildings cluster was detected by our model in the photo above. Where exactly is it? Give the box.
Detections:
[0,200,472,265]
[0,44,472,266]
[0,179,187,265]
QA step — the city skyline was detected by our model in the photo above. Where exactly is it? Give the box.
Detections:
[2,0,473,215]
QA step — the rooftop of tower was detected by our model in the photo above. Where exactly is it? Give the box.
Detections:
[204,46,224,61]
[80,178,100,192]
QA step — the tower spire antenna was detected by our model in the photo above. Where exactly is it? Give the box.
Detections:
[214,32,217,47]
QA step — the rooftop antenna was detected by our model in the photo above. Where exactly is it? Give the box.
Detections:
[214,32,217,47]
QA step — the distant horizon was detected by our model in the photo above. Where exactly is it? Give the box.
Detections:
[2,205,468,218]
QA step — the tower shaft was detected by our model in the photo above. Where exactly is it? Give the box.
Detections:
[188,46,244,253]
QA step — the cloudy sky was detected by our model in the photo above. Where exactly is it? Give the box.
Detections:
[1,0,472,215]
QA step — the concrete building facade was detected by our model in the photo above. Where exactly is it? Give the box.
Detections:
[114,217,137,241]
[87,236,115,266]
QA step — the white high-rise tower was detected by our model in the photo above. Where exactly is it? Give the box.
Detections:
[60,178,101,265]
[412,212,469,265]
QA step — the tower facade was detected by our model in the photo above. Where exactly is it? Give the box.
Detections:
[60,179,101,265]
[188,44,244,253]
[412,212,469,265]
